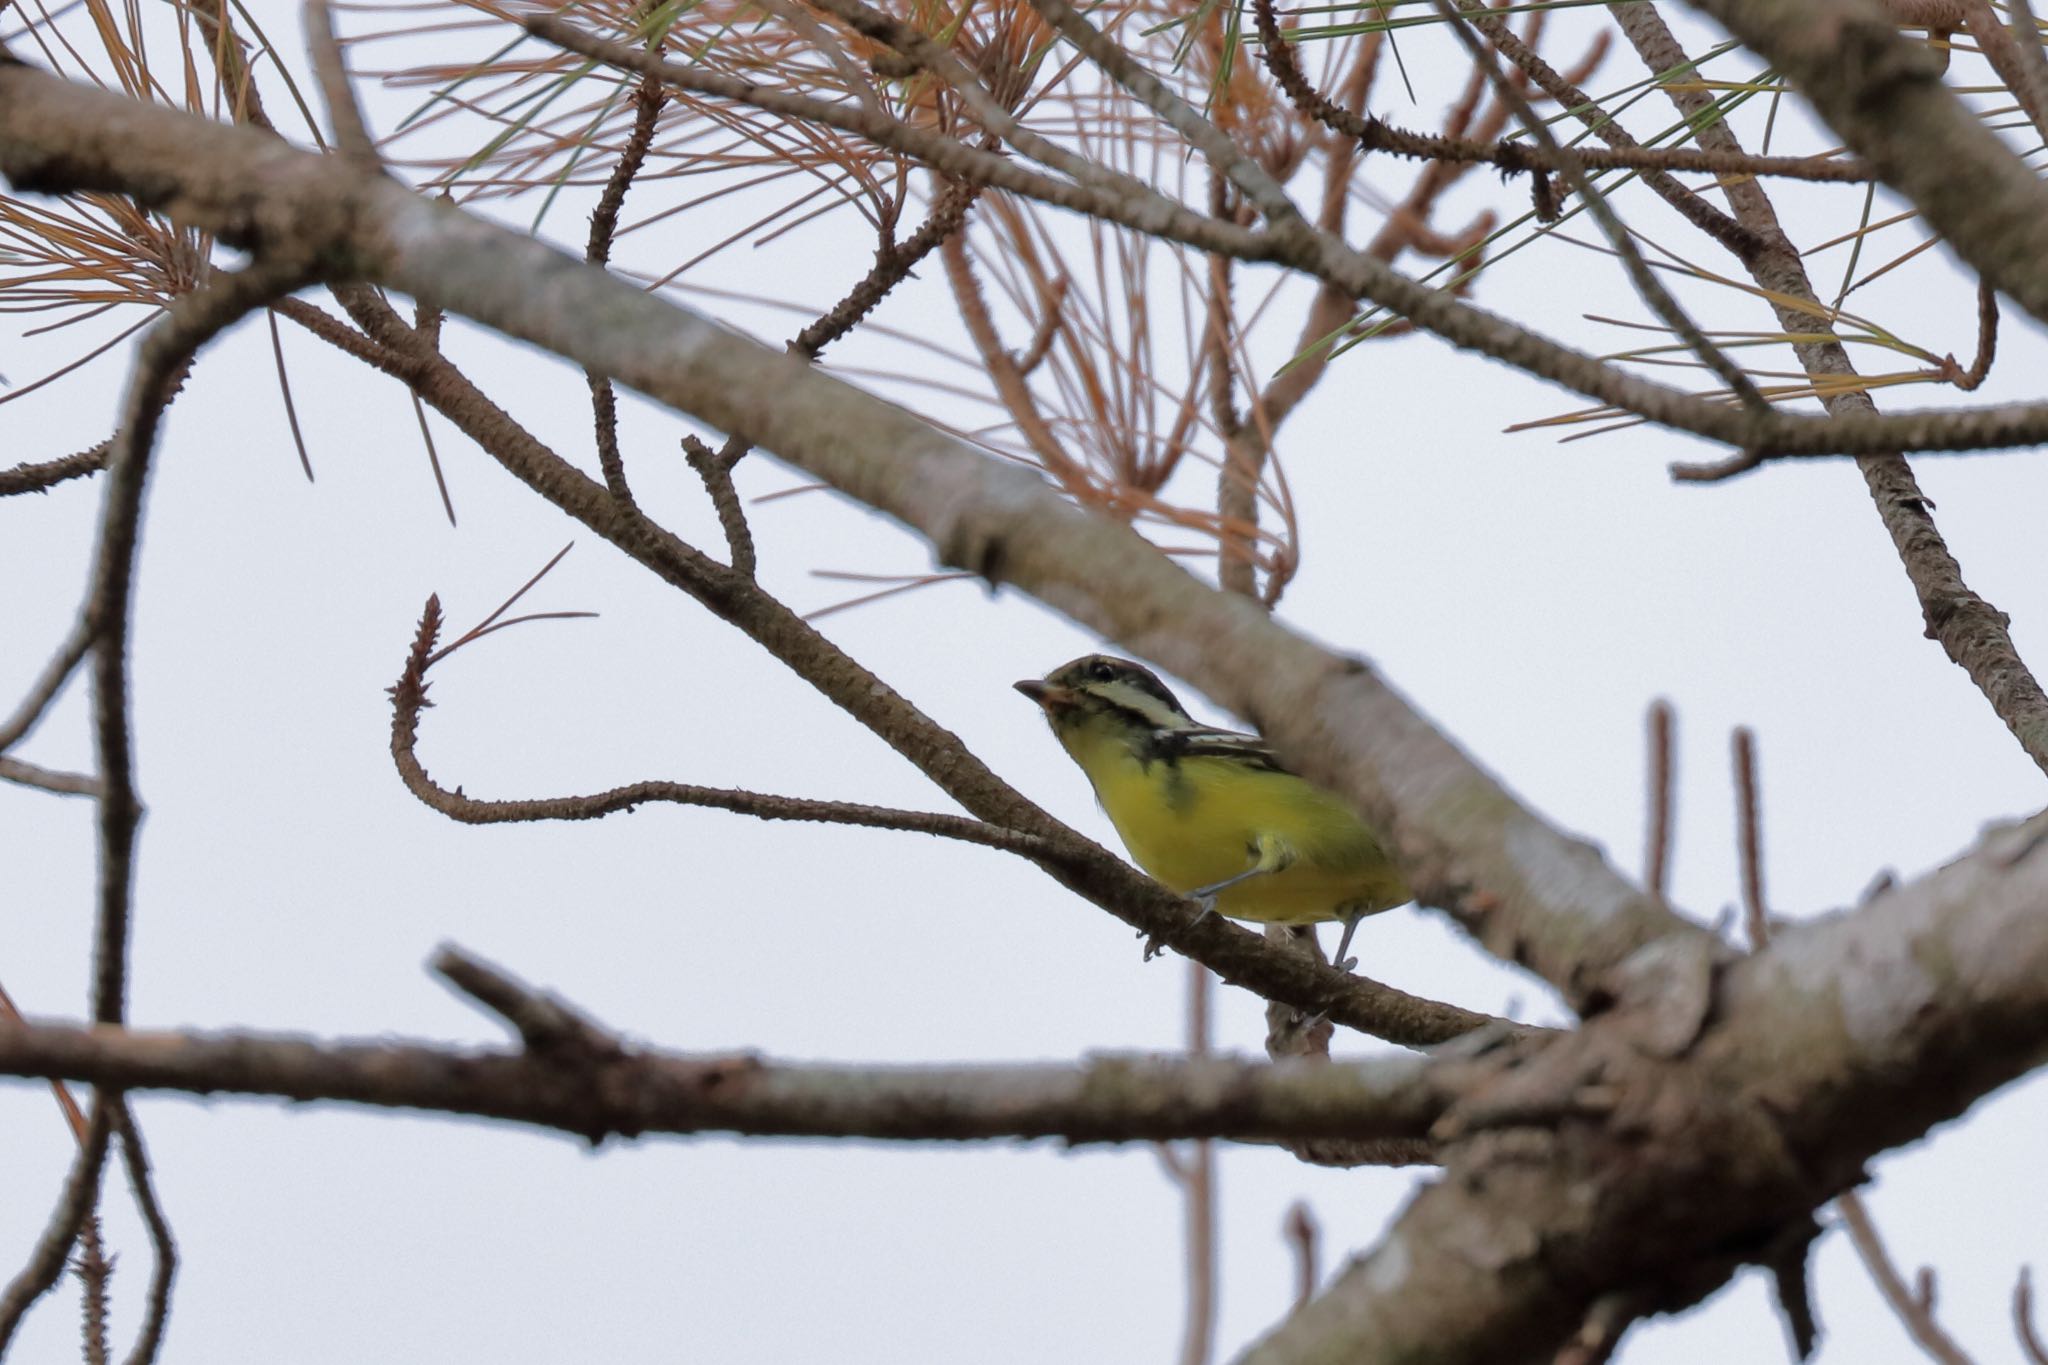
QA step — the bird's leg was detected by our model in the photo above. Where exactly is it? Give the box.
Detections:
[1329,905,1366,974]
[1185,838,1292,930]
[1187,834,1296,919]
[1144,837,1296,959]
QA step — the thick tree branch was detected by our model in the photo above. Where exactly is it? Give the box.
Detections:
[1241,809,2048,1365]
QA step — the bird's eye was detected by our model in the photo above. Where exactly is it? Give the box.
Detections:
[1089,661,1115,683]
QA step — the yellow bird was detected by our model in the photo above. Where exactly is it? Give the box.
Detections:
[1016,654,1407,970]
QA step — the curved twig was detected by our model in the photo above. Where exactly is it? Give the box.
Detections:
[83,257,314,1027]
[111,1101,175,1365]
[388,594,1053,860]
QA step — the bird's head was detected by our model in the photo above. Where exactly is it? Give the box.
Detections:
[1014,654,1194,740]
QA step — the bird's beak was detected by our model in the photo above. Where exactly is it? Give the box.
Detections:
[1014,679,1066,711]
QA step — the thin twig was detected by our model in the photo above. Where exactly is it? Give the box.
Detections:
[1552,1293,1637,1365]
[1457,0,1766,261]
[1430,0,1767,412]
[1836,1192,1975,1365]
[701,165,989,489]
[1028,0,1304,230]
[1176,957,1217,1365]
[85,258,313,1028]
[1732,727,1768,951]
[0,755,98,797]
[111,1102,175,1365]
[0,1095,111,1353]
[683,436,758,577]
[2015,1267,2048,1365]
[585,71,665,509]
[792,175,984,360]
[73,1214,109,1365]
[388,594,1053,859]
[1942,281,1998,391]
[305,0,377,164]
[1644,700,1675,900]
[1284,1202,1318,1313]
[434,946,618,1056]
[0,441,112,496]
[1256,11,1867,184]
[1614,7,2048,778]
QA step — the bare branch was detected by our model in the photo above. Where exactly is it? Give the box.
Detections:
[1241,808,2048,1365]
[1684,0,2048,328]
[1551,1293,1637,1365]
[308,213,1503,1051]
[1644,700,1674,900]
[681,436,758,576]
[387,593,1056,860]
[1732,727,1768,951]
[110,1101,174,1365]
[0,60,1717,1010]
[0,1010,1454,1149]
[304,0,376,166]
[84,256,313,1026]
[1283,1202,1318,1313]
[0,1095,110,1353]
[19,36,2048,463]
[1258,6,1867,183]
[74,1215,110,1365]
[0,441,111,496]
[1941,281,1998,392]
[0,755,97,797]
[585,71,664,510]
[1174,959,1217,1365]
[1431,0,1767,412]
[1836,1191,1975,1365]
[1615,7,2048,778]
[2016,1267,2048,1365]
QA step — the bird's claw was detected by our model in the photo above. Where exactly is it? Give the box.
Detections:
[1140,894,1217,962]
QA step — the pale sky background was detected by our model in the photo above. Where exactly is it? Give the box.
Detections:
[4,3,2047,1362]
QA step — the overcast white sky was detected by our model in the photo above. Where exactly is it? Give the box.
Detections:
[4,3,2048,1361]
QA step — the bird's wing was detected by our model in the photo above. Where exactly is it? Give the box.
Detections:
[1159,725,1292,773]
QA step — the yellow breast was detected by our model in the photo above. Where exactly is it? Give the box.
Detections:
[1064,729,1407,926]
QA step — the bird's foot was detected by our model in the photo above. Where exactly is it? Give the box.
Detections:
[1139,893,1217,961]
